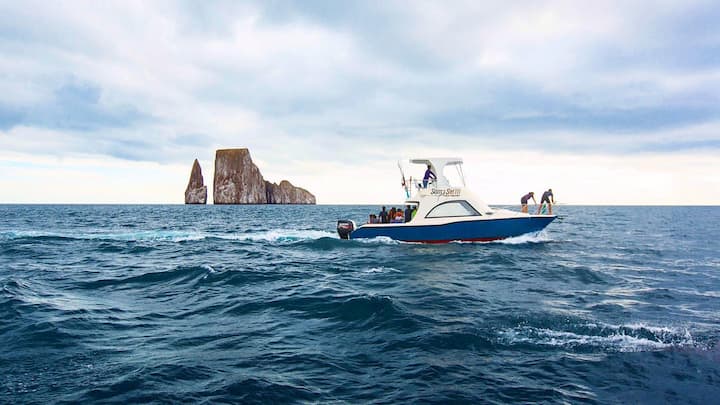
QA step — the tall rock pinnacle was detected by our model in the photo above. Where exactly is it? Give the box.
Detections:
[213,149,266,204]
[184,159,207,204]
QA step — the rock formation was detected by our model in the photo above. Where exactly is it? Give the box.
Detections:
[184,159,207,204]
[213,148,316,204]
[265,180,316,204]
[213,149,266,204]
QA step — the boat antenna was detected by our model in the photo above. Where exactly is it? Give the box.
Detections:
[397,160,410,198]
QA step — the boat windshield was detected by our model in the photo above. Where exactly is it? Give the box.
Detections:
[443,164,466,188]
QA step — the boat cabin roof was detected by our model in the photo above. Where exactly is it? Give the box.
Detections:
[409,157,464,189]
[410,157,463,167]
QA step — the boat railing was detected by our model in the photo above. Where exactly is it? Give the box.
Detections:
[401,178,436,197]
[406,177,436,189]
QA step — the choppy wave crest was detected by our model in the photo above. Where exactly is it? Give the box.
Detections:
[499,322,697,352]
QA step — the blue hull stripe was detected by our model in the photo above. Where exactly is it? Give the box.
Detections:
[350,216,555,242]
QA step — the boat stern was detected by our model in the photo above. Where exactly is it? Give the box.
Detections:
[336,220,356,239]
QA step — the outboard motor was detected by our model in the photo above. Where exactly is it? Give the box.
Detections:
[336,220,355,240]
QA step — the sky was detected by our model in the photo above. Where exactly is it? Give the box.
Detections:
[1,0,719,205]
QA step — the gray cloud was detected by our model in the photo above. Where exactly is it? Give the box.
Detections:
[0,0,719,166]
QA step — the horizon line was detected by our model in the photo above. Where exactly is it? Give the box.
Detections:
[0,203,718,207]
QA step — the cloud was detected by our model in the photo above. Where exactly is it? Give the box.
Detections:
[0,0,718,203]
[1,78,151,132]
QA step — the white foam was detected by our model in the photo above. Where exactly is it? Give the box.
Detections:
[199,264,217,280]
[0,229,338,243]
[1,230,48,240]
[363,266,400,274]
[104,230,207,242]
[0,229,207,242]
[355,236,401,245]
[493,231,552,245]
[227,229,337,242]
[201,264,217,273]
[499,322,696,352]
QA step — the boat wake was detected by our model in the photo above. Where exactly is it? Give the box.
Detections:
[1,228,562,247]
[231,229,337,243]
[492,231,553,245]
[0,230,207,242]
[0,229,338,244]
[443,230,554,245]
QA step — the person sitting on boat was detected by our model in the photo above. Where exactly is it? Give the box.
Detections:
[422,165,436,188]
[520,191,536,213]
[368,214,378,224]
[537,188,555,215]
[379,206,388,223]
[404,205,413,223]
[411,206,418,219]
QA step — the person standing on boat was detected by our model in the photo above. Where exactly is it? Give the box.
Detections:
[404,205,413,223]
[537,189,555,215]
[520,192,535,213]
[379,206,388,223]
[423,165,436,188]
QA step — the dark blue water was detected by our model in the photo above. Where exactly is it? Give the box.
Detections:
[1,205,719,403]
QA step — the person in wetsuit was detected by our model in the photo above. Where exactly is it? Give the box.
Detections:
[422,165,436,188]
[520,192,535,213]
[537,189,555,215]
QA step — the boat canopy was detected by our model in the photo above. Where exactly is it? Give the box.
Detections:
[409,157,464,188]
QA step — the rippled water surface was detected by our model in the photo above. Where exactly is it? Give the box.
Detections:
[1,205,719,403]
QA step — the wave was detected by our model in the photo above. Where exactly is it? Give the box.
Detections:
[232,229,337,243]
[73,370,318,403]
[2,279,129,319]
[492,230,553,245]
[77,265,216,290]
[362,266,400,274]
[1,229,559,246]
[498,321,697,352]
[0,230,207,242]
[0,229,338,244]
[0,228,570,248]
[431,231,556,245]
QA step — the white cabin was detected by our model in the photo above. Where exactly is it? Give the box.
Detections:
[400,157,525,224]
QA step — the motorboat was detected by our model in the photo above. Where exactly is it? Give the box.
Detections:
[336,157,556,243]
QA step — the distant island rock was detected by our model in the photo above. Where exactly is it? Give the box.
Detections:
[184,159,207,204]
[265,180,315,204]
[213,148,316,204]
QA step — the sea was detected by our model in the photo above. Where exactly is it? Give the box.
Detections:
[1,204,718,404]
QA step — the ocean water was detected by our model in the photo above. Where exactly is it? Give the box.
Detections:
[1,204,719,404]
